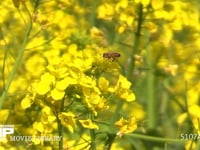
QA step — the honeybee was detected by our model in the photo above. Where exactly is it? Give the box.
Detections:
[103,52,120,61]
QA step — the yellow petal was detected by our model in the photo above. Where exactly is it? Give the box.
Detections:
[58,112,76,133]
[127,16,134,26]
[0,109,9,123]
[151,0,164,10]
[51,88,65,100]
[117,24,126,34]
[126,90,136,102]
[41,72,55,84]
[177,113,187,125]
[21,95,33,109]
[34,81,50,95]
[56,77,76,90]
[118,75,132,89]
[79,119,99,130]
[33,122,44,133]
[141,0,151,7]
[120,13,127,21]
[68,44,78,55]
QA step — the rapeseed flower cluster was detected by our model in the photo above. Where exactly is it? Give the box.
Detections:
[19,43,137,148]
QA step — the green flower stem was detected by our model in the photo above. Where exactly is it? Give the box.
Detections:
[104,133,116,150]
[184,81,190,117]
[57,97,65,150]
[57,118,63,150]
[90,129,96,150]
[0,22,32,109]
[113,100,123,121]
[89,0,98,28]
[127,3,143,81]
[90,113,96,150]
[125,133,186,144]
[104,99,123,149]
[0,0,40,109]
[145,29,156,128]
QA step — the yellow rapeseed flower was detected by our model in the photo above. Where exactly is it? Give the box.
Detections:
[79,119,99,130]
[164,64,178,76]
[41,106,56,124]
[115,0,128,12]
[114,75,136,102]
[119,13,134,26]
[58,112,76,133]
[21,95,33,109]
[151,0,164,10]
[98,77,109,92]
[117,24,126,34]
[82,90,100,116]
[80,75,100,94]
[97,3,114,20]
[115,117,137,137]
